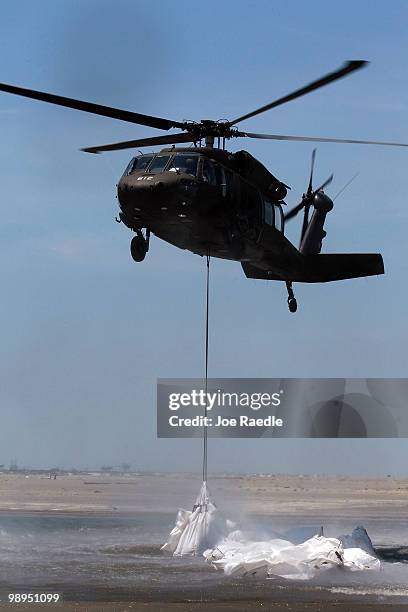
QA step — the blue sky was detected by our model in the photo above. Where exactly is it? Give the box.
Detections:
[0,0,408,475]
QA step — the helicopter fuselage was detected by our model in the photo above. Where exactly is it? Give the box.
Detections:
[0,60,390,312]
[117,147,300,274]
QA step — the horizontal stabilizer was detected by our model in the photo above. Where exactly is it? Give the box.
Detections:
[242,254,384,283]
[300,253,384,282]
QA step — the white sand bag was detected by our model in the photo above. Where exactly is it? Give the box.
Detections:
[204,533,344,579]
[163,486,380,577]
[162,481,227,556]
[160,508,191,554]
[204,530,380,580]
[340,526,380,571]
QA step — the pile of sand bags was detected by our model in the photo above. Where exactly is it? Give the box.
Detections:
[163,485,380,579]
[204,526,380,579]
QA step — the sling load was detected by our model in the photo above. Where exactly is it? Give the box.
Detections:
[161,257,381,579]
[161,481,228,556]
[162,255,217,555]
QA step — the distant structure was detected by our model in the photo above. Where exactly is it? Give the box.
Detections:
[9,459,18,472]
[100,463,132,473]
[101,465,113,473]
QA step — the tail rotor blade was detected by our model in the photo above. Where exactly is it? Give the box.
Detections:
[285,170,333,222]
[307,148,316,194]
[284,201,306,221]
[313,173,333,194]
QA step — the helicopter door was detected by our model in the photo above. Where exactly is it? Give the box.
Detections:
[223,169,234,199]
[214,164,226,196]
[201,159,217,185]
[237,182,262,239]
[199,158,221,213]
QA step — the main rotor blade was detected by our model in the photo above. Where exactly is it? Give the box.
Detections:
[0,82,183,131]
[238,131,408,147]
[82,132,196,154]
[229,60,367,126]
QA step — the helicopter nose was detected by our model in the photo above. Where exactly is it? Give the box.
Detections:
[118,177,162,204]
[149,180,165,192]
[118,174,198,217]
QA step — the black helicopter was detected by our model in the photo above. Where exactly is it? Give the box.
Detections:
[1,60,407,312]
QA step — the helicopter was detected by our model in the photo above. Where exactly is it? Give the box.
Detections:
[1,60,407,312]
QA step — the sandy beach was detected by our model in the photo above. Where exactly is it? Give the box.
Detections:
[0,472,407,611]
[1,471,408,517]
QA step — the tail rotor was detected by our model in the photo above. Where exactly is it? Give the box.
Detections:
[284,149,333,246]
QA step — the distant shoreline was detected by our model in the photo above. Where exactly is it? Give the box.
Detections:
[0,472,408,516]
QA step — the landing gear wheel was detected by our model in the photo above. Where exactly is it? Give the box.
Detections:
[288,297,298,313]
[130,235,147,262]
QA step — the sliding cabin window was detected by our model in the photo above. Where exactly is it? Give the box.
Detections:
[263,199,274,226]
[274,203,284,232]
[263,198,284,232]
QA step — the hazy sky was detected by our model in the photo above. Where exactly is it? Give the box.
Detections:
[0,0,408,476]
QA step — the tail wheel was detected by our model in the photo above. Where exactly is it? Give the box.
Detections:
[288,297,298,313]
[285,281,298,313]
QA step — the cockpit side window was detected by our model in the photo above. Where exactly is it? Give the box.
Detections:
[147,154,171,174]
[169,154,198,176]
[123,158,136,176]
[124,155,154,175]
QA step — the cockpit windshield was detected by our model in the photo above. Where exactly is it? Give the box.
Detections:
[169,154,198,176]
[148,154,171,174]
[124,155,154,175]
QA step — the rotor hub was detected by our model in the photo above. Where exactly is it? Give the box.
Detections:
[182,120,238,142]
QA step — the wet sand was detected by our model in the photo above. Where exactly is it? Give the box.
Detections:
[6,585,406,611]
[3,604,408,612]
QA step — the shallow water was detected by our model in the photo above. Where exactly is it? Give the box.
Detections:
[0,511,407,604]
